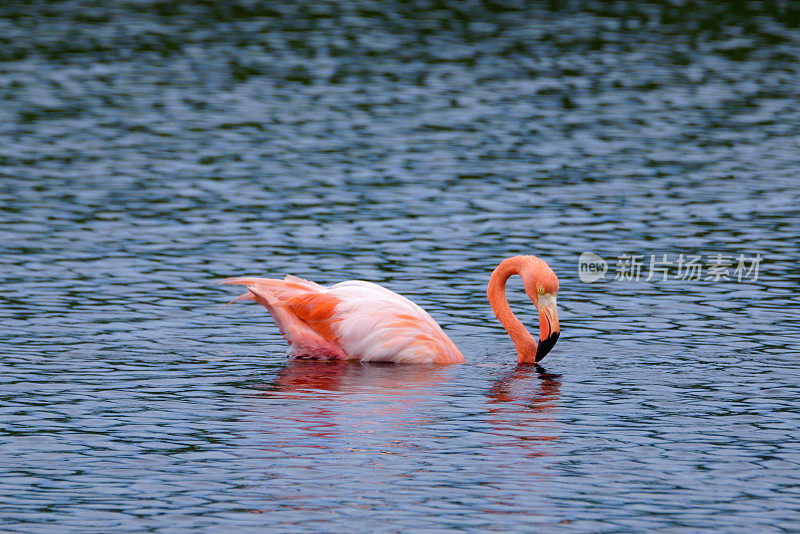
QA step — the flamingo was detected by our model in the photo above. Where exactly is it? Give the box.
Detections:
[221,255,560,364]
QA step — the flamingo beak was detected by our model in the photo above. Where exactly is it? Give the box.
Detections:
[536,295,560,362]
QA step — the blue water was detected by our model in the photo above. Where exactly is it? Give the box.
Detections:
[2,1,800,531]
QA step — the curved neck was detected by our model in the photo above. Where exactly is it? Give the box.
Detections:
[487,257,537,363]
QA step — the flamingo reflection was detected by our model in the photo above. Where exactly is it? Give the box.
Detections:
[260,360,453,396]
[486,364,562,458]
[243,360,562,518]
[253,360,454,438]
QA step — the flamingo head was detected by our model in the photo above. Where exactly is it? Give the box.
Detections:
[520,257,560,363]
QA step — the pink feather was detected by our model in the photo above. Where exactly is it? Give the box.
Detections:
[220,276,464,364]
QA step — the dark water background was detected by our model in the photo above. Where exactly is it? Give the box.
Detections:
[2,1,800,531]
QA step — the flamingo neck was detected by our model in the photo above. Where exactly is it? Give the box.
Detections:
[487,258,537,363]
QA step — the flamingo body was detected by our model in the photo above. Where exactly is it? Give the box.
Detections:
[222,276,464,364]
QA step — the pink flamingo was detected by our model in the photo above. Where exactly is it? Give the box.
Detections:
[221,255,560,364]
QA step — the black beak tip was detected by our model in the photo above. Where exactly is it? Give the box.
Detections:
[535,332,560,363]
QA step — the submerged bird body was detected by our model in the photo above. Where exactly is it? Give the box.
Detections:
[222,276,464,364]
[222,255,560,364]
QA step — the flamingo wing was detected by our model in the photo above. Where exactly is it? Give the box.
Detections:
[221,275,346,359]
[221,277,464,364]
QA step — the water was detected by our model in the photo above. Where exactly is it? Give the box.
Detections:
[2,1,800,531]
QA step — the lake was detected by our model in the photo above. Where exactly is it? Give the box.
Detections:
[1,1,799,531]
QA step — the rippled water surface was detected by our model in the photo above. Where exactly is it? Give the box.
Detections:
[2,1,800,531]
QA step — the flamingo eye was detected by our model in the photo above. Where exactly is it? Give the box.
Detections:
[537,286,544,295]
